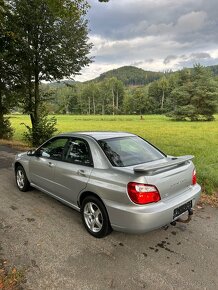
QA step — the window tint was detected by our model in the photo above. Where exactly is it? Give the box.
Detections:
[98,136,164,167]
[39,138,69,161]
[64,138,93,167]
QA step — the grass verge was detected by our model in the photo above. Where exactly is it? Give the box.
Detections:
[0,139,30,151]
[198,193,218,208]
[0,260,25,290]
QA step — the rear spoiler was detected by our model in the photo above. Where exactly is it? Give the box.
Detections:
[133,155,194,173]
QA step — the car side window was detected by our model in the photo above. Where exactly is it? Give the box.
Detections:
[64,138,93,167]
[38,138,69,161]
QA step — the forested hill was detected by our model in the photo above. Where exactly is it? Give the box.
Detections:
[50,64,218,88]
[93,66,163,86]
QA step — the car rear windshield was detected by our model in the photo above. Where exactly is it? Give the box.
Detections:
[98,136,165,167]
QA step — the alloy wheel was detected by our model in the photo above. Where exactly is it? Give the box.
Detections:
[83,202,103,233]
[16,169,25,189]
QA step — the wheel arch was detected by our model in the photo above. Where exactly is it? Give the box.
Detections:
[78,191,104,209]
[14,161,31,183]
[14,161,23,172]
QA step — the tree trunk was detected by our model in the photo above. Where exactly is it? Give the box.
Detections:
[64,97,69,114]
[29,28,41,146]
[161,90,165,110]
[88,97,91,114]
[27,29,36,130]
[102,99,105,115]
[92,92,96,115]
[116,91,119,111]
[31,61,40,145]
[112,87,115,115]
[0,84,12,139]
[0,88,4,138]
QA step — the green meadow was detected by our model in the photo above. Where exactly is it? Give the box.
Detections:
[8,114,218,194]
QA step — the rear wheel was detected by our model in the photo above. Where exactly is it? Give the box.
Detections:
[81,196,112,238]
[15,165,30,192]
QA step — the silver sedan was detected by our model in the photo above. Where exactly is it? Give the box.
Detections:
[13,132,201,238]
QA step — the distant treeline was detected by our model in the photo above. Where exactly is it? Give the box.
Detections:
[40,64,218,121]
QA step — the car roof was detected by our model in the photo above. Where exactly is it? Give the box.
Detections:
[58,131,136,140]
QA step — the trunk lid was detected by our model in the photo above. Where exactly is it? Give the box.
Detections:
[132,156,195,199]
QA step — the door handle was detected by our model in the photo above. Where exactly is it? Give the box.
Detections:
[77,169,86,177]
[48,162,55,168]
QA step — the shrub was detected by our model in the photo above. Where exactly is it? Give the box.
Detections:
[22,110,57,146]
[0,116,13,139]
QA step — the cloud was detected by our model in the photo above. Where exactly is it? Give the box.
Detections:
[145,59,155,63]
[163,52,211,65]
[164,55,178,64]
[178,58,218,69]
[176,11,207,32]
[131,61,144,66]
[74,0,218,81]
[190,52,211,60]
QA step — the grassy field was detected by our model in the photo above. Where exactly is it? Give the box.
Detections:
[7,114,218,194]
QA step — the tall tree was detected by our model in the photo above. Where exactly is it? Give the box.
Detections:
[7,0,92,145]
[191,65,218,120]
[103,77,124,115]
[148,80,162,113]
[80,82,100,115]
[123,87,152,115]
[168,65,218,121]
[158,76,169,110]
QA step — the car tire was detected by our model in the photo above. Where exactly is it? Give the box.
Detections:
[81,196,112,238]
[15,165,30,192]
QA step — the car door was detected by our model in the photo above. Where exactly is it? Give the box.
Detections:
[52,137,93,205]
[28,137,69,192]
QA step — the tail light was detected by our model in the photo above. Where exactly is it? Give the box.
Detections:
[127,182,161,205]
[192,169,197,185]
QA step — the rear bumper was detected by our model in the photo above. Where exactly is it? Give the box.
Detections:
[104,184,201,234]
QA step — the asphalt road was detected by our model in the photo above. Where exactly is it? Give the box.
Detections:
[0,145,218,290]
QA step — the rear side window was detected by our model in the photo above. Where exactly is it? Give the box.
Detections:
[64,138,93,167]
[98,136,164,167]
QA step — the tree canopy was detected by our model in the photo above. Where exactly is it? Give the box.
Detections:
[168,65,218,121]
[1,0,93,144]
[0,0,110,143]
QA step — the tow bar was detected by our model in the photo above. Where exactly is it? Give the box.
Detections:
[171,209,194,225]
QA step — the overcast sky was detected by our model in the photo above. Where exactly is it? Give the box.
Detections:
[75,0,218,81]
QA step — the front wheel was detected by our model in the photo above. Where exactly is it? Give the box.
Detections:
[15,165,30,192]
[81,196,112,238]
